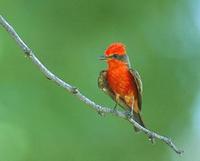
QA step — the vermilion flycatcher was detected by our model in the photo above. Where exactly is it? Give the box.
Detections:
[98,42,145,131]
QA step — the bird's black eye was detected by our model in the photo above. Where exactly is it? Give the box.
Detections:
[112,54,119,59]
[111,54,127,62]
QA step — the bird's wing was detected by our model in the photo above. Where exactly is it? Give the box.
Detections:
[129,69,143,111]
[98,70,116,100]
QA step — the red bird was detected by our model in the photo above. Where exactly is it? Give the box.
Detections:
[98,42,145,131]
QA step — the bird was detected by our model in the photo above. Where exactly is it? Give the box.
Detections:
[98,42,145,132]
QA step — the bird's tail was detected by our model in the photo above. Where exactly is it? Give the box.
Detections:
[133,111,145,132]
[133,112,154,142]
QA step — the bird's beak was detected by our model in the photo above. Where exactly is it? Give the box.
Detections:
[99,55,107,60]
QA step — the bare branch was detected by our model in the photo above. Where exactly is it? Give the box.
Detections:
[0,15,183,155]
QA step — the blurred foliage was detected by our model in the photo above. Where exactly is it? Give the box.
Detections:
[0,0,200,161]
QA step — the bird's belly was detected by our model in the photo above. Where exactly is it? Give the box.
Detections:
[107,68,139,112]
[107,69,134,96]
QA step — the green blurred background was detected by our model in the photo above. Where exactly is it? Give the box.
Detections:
[0,0,200,161]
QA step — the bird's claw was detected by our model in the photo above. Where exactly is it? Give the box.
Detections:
[148,134,155,144]
[125,111,134,119]
[112,102,118,113]
[71,87,78,94]
[97,110,105,116]
[112,107,117,113]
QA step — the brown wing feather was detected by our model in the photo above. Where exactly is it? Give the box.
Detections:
[98,70,116,100]
[129,69,143,111]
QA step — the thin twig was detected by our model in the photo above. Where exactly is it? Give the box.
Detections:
[0,15,183,154]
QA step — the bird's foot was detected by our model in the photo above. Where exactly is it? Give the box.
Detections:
[97,110,105,117]
[111,102,118,112]
[71,86,78,94]
[112,104,118,113]
[148,134,155,144]
[125,110,134,119]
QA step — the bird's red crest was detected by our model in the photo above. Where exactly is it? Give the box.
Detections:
[105,43,126,56]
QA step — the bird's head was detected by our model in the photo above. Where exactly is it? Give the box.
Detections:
[99,42,130,67]
[105,42,126,56]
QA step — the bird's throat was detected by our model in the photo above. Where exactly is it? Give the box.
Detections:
[107,59,128,70]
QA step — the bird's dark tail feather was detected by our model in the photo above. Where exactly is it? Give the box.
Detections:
[133,111,145,132]
[133,111,155,143]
